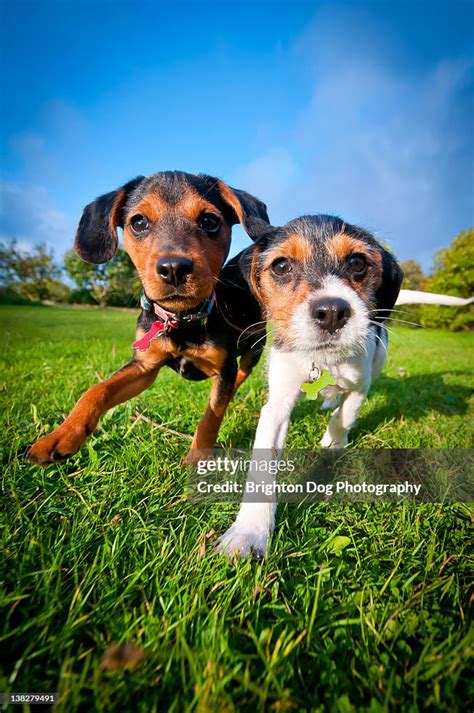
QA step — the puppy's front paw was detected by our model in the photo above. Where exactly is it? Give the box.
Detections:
[215,524,270,560]
[320,397,341,412]
[319,385,344,411]
[320,430,348,449]
[184,448,214,467]
[26,426,88,465]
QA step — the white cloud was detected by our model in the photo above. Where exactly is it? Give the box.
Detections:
[8,100,87,183]
[301,56,472,265]
[231,12,473,270]
[0,180,74,254]
[236,147,299,213]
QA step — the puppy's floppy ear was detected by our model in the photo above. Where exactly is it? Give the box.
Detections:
[238,238,269,300]
[375,248,404,319]
[217,181,272,241]
[75,176,144,264]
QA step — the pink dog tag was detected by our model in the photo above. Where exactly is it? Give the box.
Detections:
[132,321,166,351]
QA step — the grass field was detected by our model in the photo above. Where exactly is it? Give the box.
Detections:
[1,305,473,712]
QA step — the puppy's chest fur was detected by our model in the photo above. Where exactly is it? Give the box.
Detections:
[134,315,226,379]
[135,250,264,380]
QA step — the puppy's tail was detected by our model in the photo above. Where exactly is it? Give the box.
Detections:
[396,289,473,306]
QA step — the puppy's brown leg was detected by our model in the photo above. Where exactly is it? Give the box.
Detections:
[27,359,161,464]
[232,348,261,397]
[185,361,237,464]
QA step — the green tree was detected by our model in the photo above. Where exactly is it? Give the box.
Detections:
[398,259,427,327]
[64,248,141,307]
[419,228,474,331]
[104,249,142,307]
[64,249,106,305]
[0,240,70,303]
[399,259,426,290]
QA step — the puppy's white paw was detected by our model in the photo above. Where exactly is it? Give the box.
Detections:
[215,524,270,560]
[319,385,343,411]
[320,397,341,411]
[320,431,348,449]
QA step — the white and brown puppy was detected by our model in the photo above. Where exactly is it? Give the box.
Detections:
[216,215,471,559]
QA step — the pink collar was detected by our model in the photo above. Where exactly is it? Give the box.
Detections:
[132,293,215,351]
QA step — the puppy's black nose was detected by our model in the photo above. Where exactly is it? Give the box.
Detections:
[156,256,194,286]
[310,297,351,334]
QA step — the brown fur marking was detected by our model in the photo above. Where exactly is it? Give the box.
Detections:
[327,232,383,298]
[256,233,314,331]
[327,232,377,262]
[122,187,231,309]
[260,273,312,331]
[268,233,313,264]
[126,193,168,223]
[188,374,233,458]
[327,233,367,260]
[217,181,244,225]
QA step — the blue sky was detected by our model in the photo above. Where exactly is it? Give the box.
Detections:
[1,0,473,270]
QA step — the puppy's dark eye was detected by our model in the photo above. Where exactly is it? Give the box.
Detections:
[348,254,367,275]
[130,214,149,235]
[198,213,221,234]
[271,257,292,276]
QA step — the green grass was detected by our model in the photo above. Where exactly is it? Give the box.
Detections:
[1,305,473,712]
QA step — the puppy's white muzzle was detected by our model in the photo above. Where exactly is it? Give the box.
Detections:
[289,275,370,360]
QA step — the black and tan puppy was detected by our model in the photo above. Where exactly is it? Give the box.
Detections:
[27,172,268,465]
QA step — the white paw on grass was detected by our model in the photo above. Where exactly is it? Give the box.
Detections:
[215,525,270,560]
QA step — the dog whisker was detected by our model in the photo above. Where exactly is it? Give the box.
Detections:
[373,332,388,355]
[374,308,418,315]
[251,327,276,350]
[384,317,425,328]
[367,320,398,341]
[237,320,268,348]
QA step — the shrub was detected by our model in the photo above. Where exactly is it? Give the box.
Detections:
[419,229,474,331]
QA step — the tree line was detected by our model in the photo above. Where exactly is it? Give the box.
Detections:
[0,243,141,308]
[0,228,472,329]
